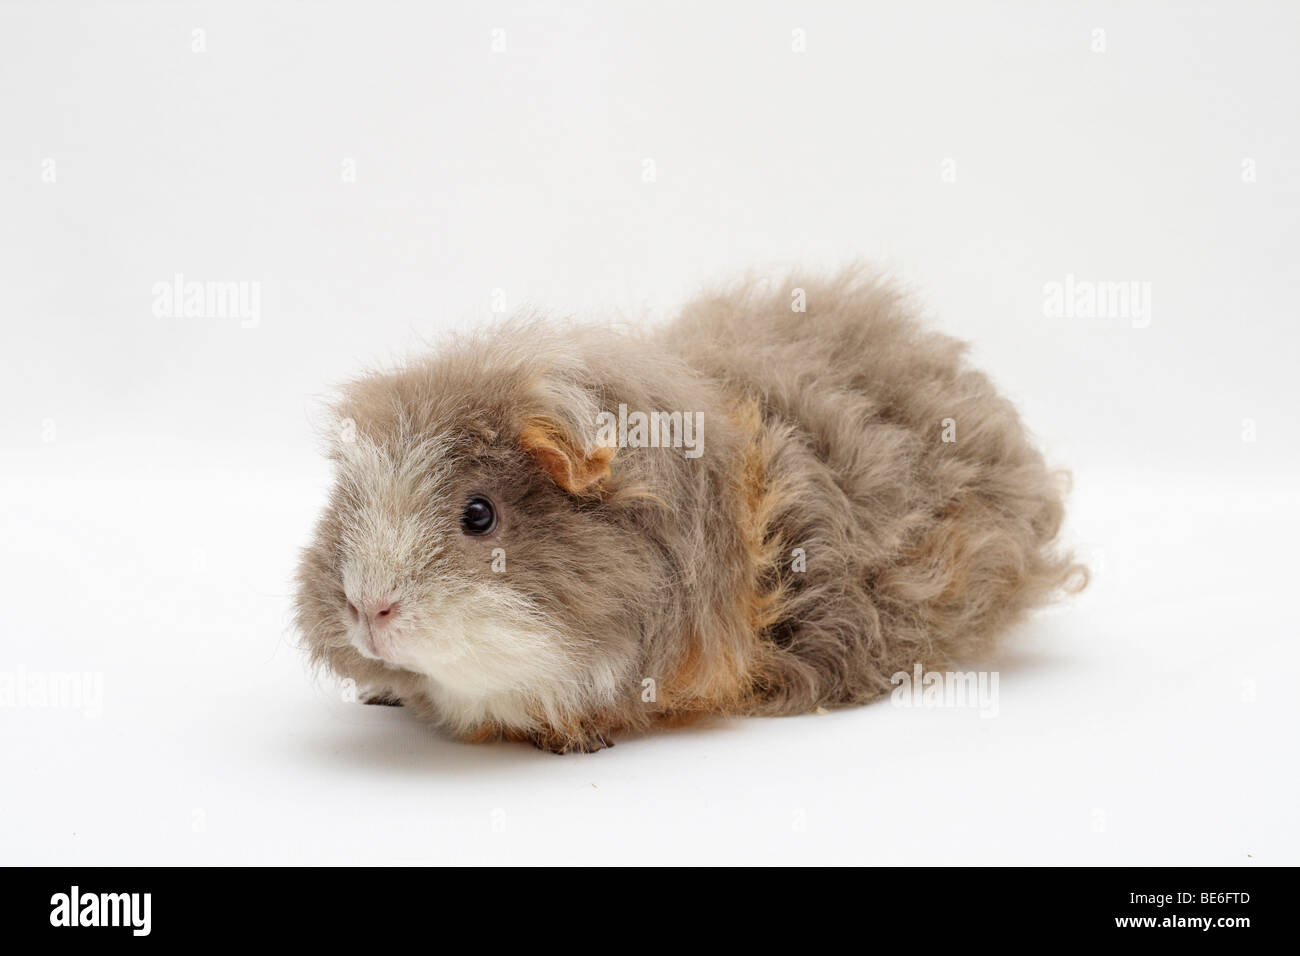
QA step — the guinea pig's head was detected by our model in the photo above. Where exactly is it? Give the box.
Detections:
[294,330,661,725]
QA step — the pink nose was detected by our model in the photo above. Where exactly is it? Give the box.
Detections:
[347,597,399,628]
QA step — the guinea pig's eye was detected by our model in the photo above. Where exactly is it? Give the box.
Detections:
[460,495,497,536]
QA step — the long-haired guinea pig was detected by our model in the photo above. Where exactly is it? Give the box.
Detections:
[295,268,1086,753]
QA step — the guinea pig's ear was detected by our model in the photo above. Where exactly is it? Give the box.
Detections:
[518,416,616,496]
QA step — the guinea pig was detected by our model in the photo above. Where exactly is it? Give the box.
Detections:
[295,268,1086,753]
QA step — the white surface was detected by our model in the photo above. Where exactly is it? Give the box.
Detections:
[2,454,1297,865]
[2,1,1298,864]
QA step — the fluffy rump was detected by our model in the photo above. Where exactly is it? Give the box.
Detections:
[667,269,1087,714]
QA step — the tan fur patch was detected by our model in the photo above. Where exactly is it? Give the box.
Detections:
[732,400,792,637]
[462,723,502,744]
[664,636,749,710]
[659,399,788,717]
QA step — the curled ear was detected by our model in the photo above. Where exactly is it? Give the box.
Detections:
[518,416,616,495]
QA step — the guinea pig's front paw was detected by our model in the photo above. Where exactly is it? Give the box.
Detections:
[526,726,616,755]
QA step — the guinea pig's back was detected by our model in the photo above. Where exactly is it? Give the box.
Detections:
[659,269,1085,708]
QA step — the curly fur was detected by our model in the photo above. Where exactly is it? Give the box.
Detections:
[294,268,1086,753]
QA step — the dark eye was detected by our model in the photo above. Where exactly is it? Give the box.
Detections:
[461,495,497,535]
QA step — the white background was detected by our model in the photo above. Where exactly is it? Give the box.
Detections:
[1,1,1297,864]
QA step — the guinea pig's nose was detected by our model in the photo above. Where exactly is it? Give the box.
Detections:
[349,595,400,629]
